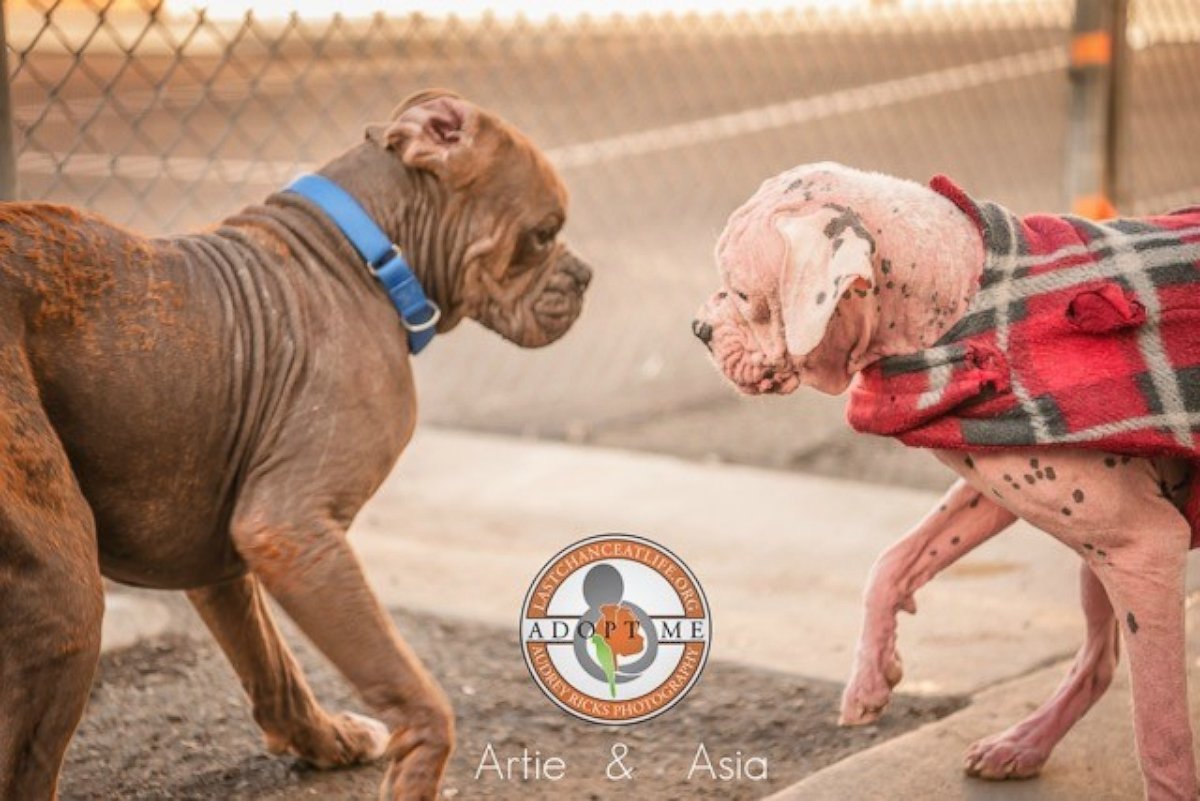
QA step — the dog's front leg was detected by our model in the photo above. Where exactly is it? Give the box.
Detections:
[840,477,1016,725]
[187,574,391,769]
[231,511,453,801]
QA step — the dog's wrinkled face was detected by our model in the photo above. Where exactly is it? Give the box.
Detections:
[370,90,592,348]
[694,254,801,396]
[457,133,592,348]
[694,168,878,396]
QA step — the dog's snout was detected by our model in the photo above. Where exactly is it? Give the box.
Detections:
[562,255,593,291]
[692,319,713,345]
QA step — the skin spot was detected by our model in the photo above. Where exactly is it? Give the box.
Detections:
[1003,474,1013,482]
[968,495,981,509]
[992,488,1002,498]
[1061,507,1073,516]
[1035,470,1044,479]
[1121,456,1131,464]
[1126,612,1139,634]
[816,291,827,305]
[1023,474,1035,484]
[1083,543,1094,550]
[1030,458,1039,469]
[881,259,892,275]
[939,504,947,512]
[1104,457,1117,468]
[951,536,961,545]
[1072,489,1085,503]
[1044,466,1057,481]
[964,455,974,469]
[821,205,877,253]
[928,549,937,557]
[1097,549,1107,557]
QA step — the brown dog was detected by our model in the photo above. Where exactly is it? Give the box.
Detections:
[0,89,591,800]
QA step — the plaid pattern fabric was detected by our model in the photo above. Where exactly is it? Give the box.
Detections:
[848,176,1200,455]
[848,177,1200,542]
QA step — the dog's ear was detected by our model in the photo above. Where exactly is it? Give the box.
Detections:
[776,206,876,357]
[365,89,478,175]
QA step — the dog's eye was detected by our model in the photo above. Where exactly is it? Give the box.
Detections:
[533,226,558,248]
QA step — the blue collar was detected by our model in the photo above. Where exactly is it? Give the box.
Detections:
[284,173,439,355]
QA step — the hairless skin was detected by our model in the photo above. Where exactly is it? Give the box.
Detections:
[695,162,1196,800]
[0,90,591,800]
[839,478,1017,727]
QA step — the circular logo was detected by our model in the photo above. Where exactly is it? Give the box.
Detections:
[520,533,711,725]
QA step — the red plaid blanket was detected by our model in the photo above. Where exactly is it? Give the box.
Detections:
[847,176,1200,539]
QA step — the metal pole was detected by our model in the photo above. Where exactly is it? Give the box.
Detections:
[1104,0,1129,211]
[0,0,16,202]
[1065,0,1120,219]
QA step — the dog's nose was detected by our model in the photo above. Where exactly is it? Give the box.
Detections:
[692,319,713,345]
[562,254,593,291]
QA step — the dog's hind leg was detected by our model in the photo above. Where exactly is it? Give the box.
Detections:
[840,476,1016,725]
[942,449,1195,797]
[187,574,390,769]
[964,561,1118,779]
[0,345,103,800]
[1090,510,1194,800]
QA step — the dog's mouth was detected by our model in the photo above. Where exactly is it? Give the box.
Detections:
[475,253,592,347]
[717,344,799,396]
[531,286,583,339]
[527,255,592,343]
[734,366,801,396]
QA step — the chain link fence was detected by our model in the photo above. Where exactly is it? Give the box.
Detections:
[3,0,1199,453]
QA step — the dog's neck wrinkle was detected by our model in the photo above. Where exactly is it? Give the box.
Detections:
[858,216,984,367]
[317,144,458,318]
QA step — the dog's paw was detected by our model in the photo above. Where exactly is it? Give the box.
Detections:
[838,651,903,726]
[838,685,889,726]
[964,732,1048,780]
[379,720,453,801]
[341,711,391,763]
[264,710,391,769]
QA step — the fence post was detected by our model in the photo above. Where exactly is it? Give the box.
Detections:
[1064,0,1125,219]
[0,0,16,202]
[1104,0,1129,211]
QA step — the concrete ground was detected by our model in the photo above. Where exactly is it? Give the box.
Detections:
[99,426,1194,798]
[770,601,1200,801]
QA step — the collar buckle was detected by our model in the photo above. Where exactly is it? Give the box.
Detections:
[402,301,441,333]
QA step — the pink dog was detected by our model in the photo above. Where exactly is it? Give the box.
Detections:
[693,162,1200,800]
